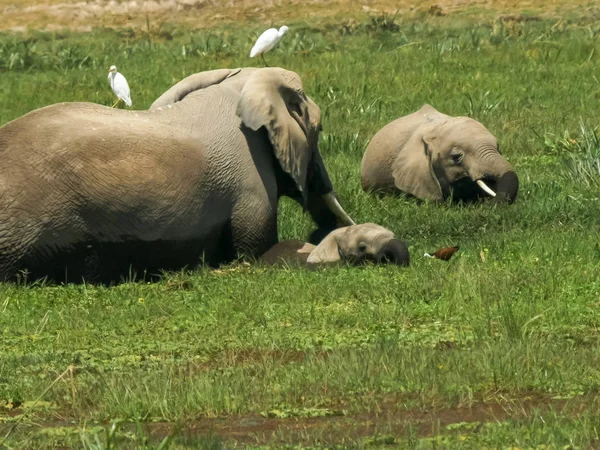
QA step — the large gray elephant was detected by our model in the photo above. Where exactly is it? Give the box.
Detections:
[0,67,354,283]
[259,223,409,267]
[361,104,519,203]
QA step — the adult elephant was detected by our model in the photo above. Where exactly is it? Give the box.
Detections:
[361,104,519,203]
[259,223,410,267]
[0,67,354,283]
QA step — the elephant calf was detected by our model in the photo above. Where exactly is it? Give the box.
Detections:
[259,223,410,267]
[361,104,519,203]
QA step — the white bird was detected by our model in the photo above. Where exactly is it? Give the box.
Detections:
[107,65,132,108]
[250,26,289,67]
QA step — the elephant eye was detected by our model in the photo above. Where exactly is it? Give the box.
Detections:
[451,152,463,164]
[358,243,367,253]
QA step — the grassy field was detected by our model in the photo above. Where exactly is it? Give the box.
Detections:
[1,7,600,449]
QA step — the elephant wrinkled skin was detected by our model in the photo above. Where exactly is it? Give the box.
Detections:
[259,223,410,267]
[361,104,519,203]
[0,67,354,283]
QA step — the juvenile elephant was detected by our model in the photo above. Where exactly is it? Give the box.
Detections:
[0,67,354,283]
[361,104,519,203]
[259,223,409,267]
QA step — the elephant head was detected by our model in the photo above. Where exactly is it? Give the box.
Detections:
[260,223,410,267]
[151,67,354,237]
[362,104,519,203]
[236,69,354,227]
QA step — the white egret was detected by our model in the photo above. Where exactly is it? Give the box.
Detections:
[250,26,289,67]
[108,65,132,108]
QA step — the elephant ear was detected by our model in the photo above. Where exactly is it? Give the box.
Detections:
[306,227,347,264]
[150,68,242,109]
[237,69,311,195]
[391,124,444,201]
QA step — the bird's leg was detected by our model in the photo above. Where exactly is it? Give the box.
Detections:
[261,53,270,67]
[111,98,121,108]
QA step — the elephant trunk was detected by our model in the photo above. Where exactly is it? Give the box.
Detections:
[494,171,519,203]
[377,239,410,266]
[470,146,519,203]
[304,150,355,243]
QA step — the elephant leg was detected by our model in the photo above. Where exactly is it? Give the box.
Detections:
[0,223,38,282]
[82,234,235,282]
[11,240,97,284]
[0,253,22,282]
[230,202,278,261]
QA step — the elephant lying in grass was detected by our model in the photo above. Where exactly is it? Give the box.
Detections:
[0,67,355,283]
[259,223,410,267]
[361,104,519,203]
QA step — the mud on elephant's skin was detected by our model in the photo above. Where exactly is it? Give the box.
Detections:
[259,223,410,268]
[0,67,354,283]
[360,104,519,203]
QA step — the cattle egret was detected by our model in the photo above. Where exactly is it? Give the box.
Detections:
[250,26,289,67]
[108,65,132,108]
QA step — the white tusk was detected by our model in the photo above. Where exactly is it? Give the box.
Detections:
[322,192,355,226]
[476,180,497,198]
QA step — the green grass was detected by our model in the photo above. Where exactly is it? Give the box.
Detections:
[1,13,600,449]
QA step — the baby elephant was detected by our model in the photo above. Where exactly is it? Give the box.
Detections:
[260,223,410,267]
[361,104,518,203]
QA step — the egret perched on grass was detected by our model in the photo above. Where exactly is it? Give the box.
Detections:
[250,26,289,67]
[108,65,132,108]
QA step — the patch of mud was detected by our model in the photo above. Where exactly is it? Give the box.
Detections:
[147,393,599,445]
[9,393,594,446]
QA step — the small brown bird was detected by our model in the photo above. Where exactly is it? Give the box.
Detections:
[424,246,459,261]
